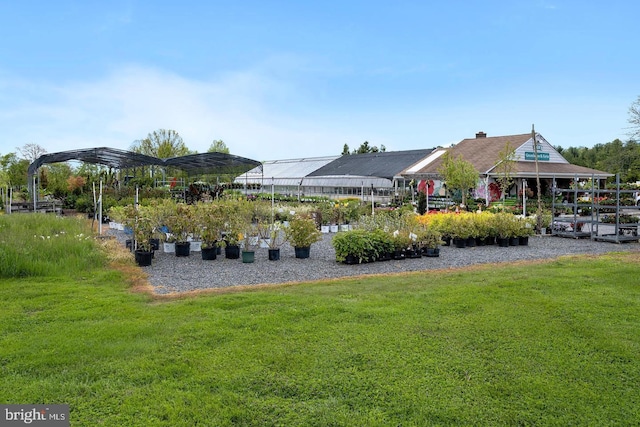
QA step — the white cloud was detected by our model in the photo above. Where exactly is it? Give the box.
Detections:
[0,65,362,160]
[0,63,630,162]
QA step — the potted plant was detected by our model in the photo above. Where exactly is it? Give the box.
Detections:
[390,229,412,260]
[450,214,473,248]
[165,203,194,257]
[240,222,260,263]
[123,204,154,266]
[317,202,333,233]
[370,228,394,261]
[416,225,442,257]
[331,229,377,264]
[517,216,536,245]
[195,202,225,260]
[285,215,322,258]
[220,199,252,259]
[108,205,126,231]
[430,212,453,246]
[258,220,286,260]
[492,212,514,247]
[473,212,492,246]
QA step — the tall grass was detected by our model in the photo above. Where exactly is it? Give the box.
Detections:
[0,214,105,278]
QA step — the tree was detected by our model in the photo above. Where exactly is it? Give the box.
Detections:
[437,152,479,207]
[131,129,191,158]
[494,141,518,202]
[341,144,350,155]
[352,141,385,154]
[131,129,191,182]
[208,139,230,154]
[1,153,29,188]
[16,143,47,162]
[629,95,640,139]
[44,163,74,198]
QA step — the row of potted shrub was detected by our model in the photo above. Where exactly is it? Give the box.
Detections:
[330,210,443,264]
[417,211,537,245]
[330,210,540,264]
[110,198,323,266]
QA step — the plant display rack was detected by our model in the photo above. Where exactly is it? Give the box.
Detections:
[551,174,640,243]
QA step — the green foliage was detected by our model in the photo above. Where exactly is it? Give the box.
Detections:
[558,138,640,183]
[331,229,379,263]
[165,203,195,243]
[414,223,442,249]
[122,205,155,252]
[0,214,105,278]
[73,194,94,213]
[495,141,518,200]
[208,139,230,154]
[285,216,322,248]
[0,153,29,188]
[417,191,427,214]
[131,129,192,158]
[438,152,479,206]
[352,141,385,154]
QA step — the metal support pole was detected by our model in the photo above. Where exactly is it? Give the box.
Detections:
[426,181,429,213]
[33,175,37,212]
[98,180,103,235]
[522,179,527,216]
[371,184,374,215]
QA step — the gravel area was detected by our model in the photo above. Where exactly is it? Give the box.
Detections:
[108,229,640,295]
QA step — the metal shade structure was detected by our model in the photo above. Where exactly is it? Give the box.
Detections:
[27,147,263,200]
[27,147,164,176]
[28,147,261,177]
[162,151,262,175]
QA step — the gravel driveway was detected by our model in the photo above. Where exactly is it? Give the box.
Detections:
[109,230,640,295]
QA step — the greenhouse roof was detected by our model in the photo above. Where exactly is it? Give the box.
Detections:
[236,156,340,182]
[307,149,433,180]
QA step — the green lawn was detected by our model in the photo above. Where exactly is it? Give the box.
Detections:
[1,215,639,426]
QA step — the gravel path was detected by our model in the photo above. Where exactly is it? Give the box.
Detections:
[108,230,640,295]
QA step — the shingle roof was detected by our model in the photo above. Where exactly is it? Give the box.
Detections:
[308,149,433,180]
[407,133,611,178]
[416,133,533,174]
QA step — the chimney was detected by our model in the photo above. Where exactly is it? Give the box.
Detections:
[475,131,487,139]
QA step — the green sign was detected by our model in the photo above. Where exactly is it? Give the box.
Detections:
[525,151,549,161]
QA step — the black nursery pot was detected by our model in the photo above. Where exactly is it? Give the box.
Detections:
[225,244,240,259]
[134,250,153,267]
[201,246,217,260]
[268,248,280,261]
[175,241,191,257]
[294,246,310,259]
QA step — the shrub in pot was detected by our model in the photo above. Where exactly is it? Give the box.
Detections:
[416,225,442,257]
[123,204,155,266]
[369,228,394,261]
[331,229,377,264]
[285,215,322,258]
[258,220,286,261]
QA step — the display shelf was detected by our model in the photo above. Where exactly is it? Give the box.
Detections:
[552,174,640,243]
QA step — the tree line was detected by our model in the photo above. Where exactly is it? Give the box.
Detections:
[555,138,640,183]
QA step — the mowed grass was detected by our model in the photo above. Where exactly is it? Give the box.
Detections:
[1,215,639,426]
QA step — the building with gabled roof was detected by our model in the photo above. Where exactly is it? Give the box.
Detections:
[402,131,612,203]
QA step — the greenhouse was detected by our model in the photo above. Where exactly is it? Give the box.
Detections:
[234,149,434,203]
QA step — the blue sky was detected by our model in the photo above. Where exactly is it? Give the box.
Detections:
[1,1,638,161]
